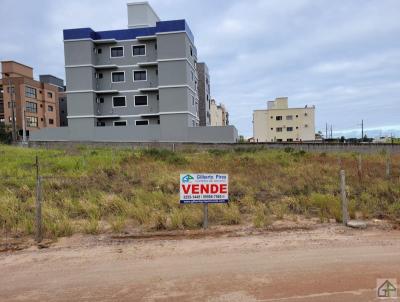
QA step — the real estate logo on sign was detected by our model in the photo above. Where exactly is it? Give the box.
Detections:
[180,174,229,204]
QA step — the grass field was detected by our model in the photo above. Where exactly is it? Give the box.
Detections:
[0,144,399,238]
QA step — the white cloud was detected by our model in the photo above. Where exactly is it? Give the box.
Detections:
[0,0,399,137]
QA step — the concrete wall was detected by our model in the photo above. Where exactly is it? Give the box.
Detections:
[30,124,238,143]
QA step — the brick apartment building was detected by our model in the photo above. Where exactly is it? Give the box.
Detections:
[0,61,63,138]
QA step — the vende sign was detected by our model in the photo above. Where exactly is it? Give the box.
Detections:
[180,174,229,204]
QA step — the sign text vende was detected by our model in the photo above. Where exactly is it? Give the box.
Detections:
[180,174,229,204]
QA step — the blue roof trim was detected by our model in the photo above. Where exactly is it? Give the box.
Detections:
[63,20,194,43]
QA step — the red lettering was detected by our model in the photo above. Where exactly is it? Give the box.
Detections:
[192,184,199,194]
[211,184,219,194]
[220,184,227,194]
[182,184,191,194]
[200,184,209,194]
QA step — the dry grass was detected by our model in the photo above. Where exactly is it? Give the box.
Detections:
[0,145,399,238]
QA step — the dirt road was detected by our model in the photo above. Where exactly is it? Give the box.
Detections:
[0,223,399,302]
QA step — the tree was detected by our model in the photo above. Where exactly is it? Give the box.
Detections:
[0,123,12,144]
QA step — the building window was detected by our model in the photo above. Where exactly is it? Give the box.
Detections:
[296,115,299,118]
[133,70,147,81]
[96,72,103,79]
[276,116,282,121]
[304,112,308,116]
[49,119,54,125]
[111,71,125,83]
[110,46,124,58]
[114,120,127,126]
[48,105,54,112]
[287,127,293,132]
[270,116,273,119]
[156,94,159,100]
[25,86,37,98]
[96,48,102,54]
[26,116,38,127]
[7,101,16,108]
[305,124,308,128]
[270,128,273,130]
[26,101,37,113]
[132,45,146,56]
[190,46,193,56]
[287,138,293,142]
[155,43,157,50]
[156,69,158,76]
[134,95,148,106]
[286,115,293,120]
[97,121,106,127]
[296,126,299,129]
[112,96,126,107]
[7,86,15,93]
[277,139,283,142]
[135,120,149,126]
[47,92,53,98]
[96,97,104,103]
[276,127,283,132]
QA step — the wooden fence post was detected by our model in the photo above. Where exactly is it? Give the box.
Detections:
[340,170,349,225]
[203,203,208,229]
[386,154,391,178]
[357,154,362,182]
[35,156,43,243]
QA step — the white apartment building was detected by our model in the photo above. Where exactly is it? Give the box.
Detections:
[253,97,315,142]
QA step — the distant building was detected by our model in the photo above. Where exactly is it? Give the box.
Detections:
[253,97,315,142]
[39,75,68,127]
[0,61,62,138]
[196,62,211,126]
[30,2,237,143]
[210,99,229,126]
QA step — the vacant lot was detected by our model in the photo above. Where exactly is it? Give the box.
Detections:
[1,223,399,301]
[0,145,399,241]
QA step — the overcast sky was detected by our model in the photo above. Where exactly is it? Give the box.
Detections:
[1,0,399,138]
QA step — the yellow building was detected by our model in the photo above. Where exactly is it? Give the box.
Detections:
[210,99,229,126]
[253,97,315,142]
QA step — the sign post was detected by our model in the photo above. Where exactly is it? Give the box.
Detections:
[180,173,229,229]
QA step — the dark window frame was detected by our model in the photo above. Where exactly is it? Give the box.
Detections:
[112,96,126,107]
[132,45,146,56]
[134,95,148,106]
[110,46,124,58]
[133,70,147,81]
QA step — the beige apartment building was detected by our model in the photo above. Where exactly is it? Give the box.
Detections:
[253,97,315,142]
[0,61,61,138]
[210,99,229,126]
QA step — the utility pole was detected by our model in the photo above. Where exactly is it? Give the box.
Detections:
[330,125,333,139]
[325,123,328,140]
[361,119,364,141]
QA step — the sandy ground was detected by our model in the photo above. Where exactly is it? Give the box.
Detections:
[0,222,400,302]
